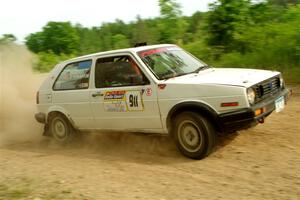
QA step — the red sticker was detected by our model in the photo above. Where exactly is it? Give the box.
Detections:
[146,88,152,96]
[139,48,167,57]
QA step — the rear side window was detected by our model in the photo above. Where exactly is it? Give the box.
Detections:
[95,55,149,88]
[53,60,92,90]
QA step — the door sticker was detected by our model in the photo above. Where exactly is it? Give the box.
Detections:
[103,91,127,112]
[125,91,144,111]
[145,88,152,96]
[104,91,126,100]
[103,90,144,112]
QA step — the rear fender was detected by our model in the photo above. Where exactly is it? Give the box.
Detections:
[46,105,77,129]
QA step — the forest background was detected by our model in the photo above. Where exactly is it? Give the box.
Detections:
[1,0,300,83]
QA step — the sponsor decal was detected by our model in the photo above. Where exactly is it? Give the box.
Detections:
[103,90,144,112]
[104,90,126,100]
[104,101,127,112]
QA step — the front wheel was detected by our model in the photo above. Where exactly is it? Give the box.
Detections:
[49,114,75,143]
[173,112,216,159]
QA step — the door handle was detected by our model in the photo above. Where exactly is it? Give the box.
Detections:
[92,92,103,97]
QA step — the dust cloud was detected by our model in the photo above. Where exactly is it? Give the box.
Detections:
[0,43,45,146]
[0,43,175,154]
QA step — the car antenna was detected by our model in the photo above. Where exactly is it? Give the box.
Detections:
[134,42,147,47]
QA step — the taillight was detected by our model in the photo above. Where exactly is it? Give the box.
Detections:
[36,91,39,104]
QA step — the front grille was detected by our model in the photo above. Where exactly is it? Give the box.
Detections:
[254,76,281,102]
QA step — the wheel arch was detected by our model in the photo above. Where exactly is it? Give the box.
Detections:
[46,106,77,129]
[166,101,221,133]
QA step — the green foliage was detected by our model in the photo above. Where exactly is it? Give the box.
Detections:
[75,25,103,55]
[159,0,182,19]
[0,34,17,43]
[33,51,74,73]
[199,1,300,83]
[131,16,159,45]
[112,34,130,49]
[268,0,300,6]
[26,21,79,54]
[206,0,252,54]
[24,0,300,83]
[212,4,300,68]
[158,0,186,43]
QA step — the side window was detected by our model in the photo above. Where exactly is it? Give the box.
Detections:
[53,60,92,90]
[95,55,149,88]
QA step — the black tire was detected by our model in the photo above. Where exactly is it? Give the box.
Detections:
[173,112,216,159]
[49,114,75,143]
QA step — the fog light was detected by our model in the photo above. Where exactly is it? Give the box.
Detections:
[255,107,266,116]
[255,109,262,116]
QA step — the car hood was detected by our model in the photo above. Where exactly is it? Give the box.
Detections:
[163,68,280,88]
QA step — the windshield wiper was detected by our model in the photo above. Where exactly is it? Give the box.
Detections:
[193,65,210,73]
[162,67,209,80]
[161,72,189,80]
[160,72,177,80]
[174,72,190,77]
[161,65,210,80]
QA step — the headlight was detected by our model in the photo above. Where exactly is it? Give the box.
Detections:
[247,88,256,105]
[279,75,285,88]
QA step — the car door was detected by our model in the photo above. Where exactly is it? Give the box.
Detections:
[89,54,163,132]
[51,59,94,129]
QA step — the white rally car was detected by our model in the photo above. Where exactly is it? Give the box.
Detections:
[35,44,289,159]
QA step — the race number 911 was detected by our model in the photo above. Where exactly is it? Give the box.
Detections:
[129,94,138,107]
[126,91,143,111]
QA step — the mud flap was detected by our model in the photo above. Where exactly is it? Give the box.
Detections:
[43,124,51,136]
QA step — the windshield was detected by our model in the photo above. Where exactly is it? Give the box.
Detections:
[138,46,208,80]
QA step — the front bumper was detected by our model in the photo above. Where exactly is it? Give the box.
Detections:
[218,88,289,133]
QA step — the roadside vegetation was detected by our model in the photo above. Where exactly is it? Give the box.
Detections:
[2,0,300,83]
[0,177,88,200]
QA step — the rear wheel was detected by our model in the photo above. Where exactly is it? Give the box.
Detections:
[49,114,75,143]
[173,112,216,159]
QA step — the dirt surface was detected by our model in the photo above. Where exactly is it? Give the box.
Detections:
[0,44,300,200]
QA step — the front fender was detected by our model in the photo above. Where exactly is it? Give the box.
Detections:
[166,100,220,133]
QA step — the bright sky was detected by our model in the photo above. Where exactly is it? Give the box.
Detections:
[0,0,215,42]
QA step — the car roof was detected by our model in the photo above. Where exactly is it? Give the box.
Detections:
[63,44,176,63]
